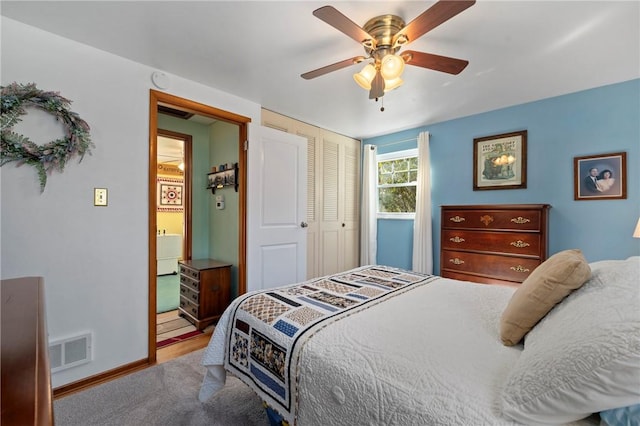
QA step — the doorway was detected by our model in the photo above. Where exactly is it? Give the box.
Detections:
[148,90,250,362]
[157,129,191,263]
[155,130,190,346]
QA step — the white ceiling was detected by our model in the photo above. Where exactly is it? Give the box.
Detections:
[2,1,639,140]
[158,136,184,165]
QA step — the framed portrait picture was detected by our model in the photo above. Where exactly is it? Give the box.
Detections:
[473,130,527,190]
[574,152,627,200]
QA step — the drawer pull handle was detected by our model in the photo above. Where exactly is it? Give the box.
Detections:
[449,236,465,243]
[211,285,220,292]
[450,216,465,223]
[511,216,531,224]
[479,215,494,226]
[510,240,530,248]
[510,265,530,273]
[449,258,465,265]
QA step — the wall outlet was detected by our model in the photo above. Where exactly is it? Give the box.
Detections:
[94,188,108,206]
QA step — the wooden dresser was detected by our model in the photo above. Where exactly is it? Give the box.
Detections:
[1,277,54,425]
[440,204,550,286]
[178,259,232,330]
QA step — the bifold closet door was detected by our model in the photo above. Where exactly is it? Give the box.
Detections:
[319,131,360,276]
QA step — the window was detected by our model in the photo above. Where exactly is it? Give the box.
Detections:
[377,149,418,219]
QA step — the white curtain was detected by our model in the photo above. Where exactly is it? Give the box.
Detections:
[412,132,433,274]
[360,144,377,265]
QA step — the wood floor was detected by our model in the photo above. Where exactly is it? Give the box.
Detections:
[156,332,212,364]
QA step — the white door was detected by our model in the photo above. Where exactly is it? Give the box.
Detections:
[261,109,320,279]
[247,124,307,292]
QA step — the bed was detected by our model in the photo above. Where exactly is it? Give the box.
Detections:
[198,253,640,425]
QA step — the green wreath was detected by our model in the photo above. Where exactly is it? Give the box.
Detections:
[1,82,94,191]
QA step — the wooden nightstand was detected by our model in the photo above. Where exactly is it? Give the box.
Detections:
[178,259,232,330]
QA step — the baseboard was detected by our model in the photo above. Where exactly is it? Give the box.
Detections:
[53,357,151,399]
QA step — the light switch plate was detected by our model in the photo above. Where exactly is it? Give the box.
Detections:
[94,188,108,206]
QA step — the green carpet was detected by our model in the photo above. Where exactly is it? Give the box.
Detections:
[157,274,180,313]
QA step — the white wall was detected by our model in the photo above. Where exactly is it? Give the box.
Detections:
[0,17,261,387]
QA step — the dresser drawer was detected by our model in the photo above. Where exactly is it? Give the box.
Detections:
[441,270,519,287]
[443,209,541,231]
[179,285,199,304]
[442,230,541,257]
[179,274,200,292]
[441,250,541,282]
[179,296,199,318]
[179,264,200,281]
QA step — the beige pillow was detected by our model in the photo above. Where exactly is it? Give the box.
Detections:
[500,249,591,346]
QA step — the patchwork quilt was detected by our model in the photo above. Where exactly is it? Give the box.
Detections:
[200,265,436,424]
[201,266,604,426]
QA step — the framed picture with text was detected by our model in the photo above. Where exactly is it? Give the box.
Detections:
[473,130,527,190]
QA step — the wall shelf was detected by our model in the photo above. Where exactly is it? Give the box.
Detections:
[207,163,238,194]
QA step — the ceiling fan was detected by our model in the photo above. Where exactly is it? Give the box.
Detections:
[301,1,475,101]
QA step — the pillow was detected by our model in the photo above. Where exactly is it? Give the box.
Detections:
[600,403,640,426]
[501,256,640,424]
[500,249,592,346]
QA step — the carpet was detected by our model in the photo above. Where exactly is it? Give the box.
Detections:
[157,274,180,313]
[54,349,268,426]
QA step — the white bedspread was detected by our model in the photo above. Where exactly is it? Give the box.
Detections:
[199,272,597,425]
[294,277,521,425]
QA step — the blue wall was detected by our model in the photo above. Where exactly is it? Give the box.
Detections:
[365,79,640,271]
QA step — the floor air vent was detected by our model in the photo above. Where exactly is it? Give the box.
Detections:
[49,333,92,373]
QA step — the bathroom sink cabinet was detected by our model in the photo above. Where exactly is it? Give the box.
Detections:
[178,259,232,330]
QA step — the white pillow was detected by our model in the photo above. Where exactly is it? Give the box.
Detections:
[501,256,640,424]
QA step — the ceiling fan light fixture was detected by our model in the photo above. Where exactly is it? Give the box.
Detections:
[380,54,405,80]
[383,77,403,92]
[305,2,476,106]
[353,63,377,90]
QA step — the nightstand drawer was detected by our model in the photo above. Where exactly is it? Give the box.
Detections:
[179,264,200,281]
[179,297,199,318]
[442,230,541,256]
[179,274,200,292]
[179,285,199,304]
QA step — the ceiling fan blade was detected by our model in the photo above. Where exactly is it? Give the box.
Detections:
[301,56,366,80]
[402,50,469,75]
[393,0,475,46]
[369,71,385,99]
[313,6,375,48]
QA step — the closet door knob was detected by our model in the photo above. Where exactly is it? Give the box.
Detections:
[300,222,308,228]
